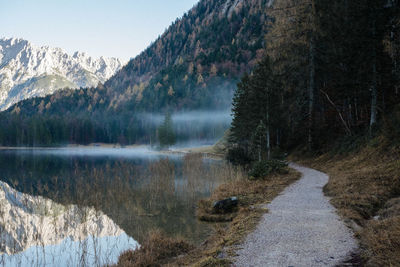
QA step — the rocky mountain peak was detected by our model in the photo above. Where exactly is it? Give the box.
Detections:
[0,37,126,110]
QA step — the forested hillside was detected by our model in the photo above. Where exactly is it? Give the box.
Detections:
[0,0,271,146]
[105,0,270,111]
[228,0,400,162]
[227,3,400,264]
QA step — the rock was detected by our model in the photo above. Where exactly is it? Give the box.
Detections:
[346,219,363,233]
[212,197,238,214]
[217,250,227,259]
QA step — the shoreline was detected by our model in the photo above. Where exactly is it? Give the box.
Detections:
[0,144,225,160]
[0,143,145,150]
[114,159,302,266]
[164,145,225,160]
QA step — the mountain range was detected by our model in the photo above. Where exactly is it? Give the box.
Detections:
[0,37,124,110]
[0,0,273,146]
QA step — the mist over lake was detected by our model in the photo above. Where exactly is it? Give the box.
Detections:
[139,110,232,147]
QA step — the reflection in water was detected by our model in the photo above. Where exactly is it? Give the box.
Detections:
[0,181,138,266]
[0,148,236,265]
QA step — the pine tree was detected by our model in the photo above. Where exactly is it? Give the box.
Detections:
[230,73,252,147]
[157,113,176,149]
[251,120,267,161]
[266,0,321,150]
[230,56,280,161]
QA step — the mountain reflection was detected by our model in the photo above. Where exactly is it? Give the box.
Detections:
[0,148,237,266]
[0,149,232,244]
[0,181,138,266]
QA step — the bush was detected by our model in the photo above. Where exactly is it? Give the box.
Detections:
[271,147,287,160]
[226,146,252,166]
[249,160,288,179]
[383,105,400,144]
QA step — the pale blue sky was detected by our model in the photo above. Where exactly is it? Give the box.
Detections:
[0,0,199,61]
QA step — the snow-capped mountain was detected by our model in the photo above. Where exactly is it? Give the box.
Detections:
[0,37,125,110]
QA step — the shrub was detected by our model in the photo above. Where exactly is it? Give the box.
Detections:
[249,160,288,179]
[383,105,400,144]
[271,147,287,160]
[226,146,252,166]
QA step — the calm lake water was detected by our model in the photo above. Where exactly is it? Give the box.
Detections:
[0,147,230,266]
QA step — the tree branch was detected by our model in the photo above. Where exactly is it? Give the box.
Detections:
[320,90,352,136]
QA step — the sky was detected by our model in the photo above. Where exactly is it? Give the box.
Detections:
[0,0,199,62]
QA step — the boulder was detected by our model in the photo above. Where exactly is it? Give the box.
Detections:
[212,197,238,214]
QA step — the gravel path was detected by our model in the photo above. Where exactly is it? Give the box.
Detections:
[234,163,358,267]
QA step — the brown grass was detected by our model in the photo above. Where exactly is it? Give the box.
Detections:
[113,230,193,267]
[295,138,400,266]
[174,168,300,266]
[196,168,296,222]
[360,217,400,266]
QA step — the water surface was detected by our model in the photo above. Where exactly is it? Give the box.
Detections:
[0,147,229,266]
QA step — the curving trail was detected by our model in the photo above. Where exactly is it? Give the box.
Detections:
[234,163,358,267]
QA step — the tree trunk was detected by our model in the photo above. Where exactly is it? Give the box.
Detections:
[370,19,378,134]
[307,0,317,150]
[266,123,271,160]
[266,103,271,160]
[266,82,271,160]
[258,129,262,162]
[370,62,377,129]
[276,129,280,147]
[308,36,315,150]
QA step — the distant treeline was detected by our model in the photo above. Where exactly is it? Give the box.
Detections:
[0,112,229,147]
[0,113,147,146]
[229,0,400,163]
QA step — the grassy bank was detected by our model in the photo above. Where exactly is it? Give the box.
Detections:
[296,138,400,266]
[113,157,300,266]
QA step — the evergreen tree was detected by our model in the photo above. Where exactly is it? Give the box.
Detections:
[266,0,321,150]
[251,120,267,161]
[157,113,176,149]
[230,56,281,160]
[229,0,400,163]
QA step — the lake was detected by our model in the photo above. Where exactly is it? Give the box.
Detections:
[0,147,233,266]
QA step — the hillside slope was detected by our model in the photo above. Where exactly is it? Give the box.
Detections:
[104,0,271,111]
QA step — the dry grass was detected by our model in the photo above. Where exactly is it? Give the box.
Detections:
[196,168,296,222]
[113,230,193,267]
[360,217,400,266]
[173,168,300,266]
[295,138,400,266]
